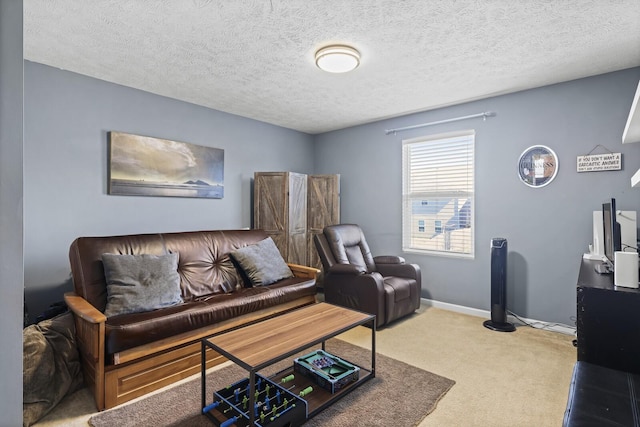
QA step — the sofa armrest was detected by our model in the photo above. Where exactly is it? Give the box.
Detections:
[64,292,106,324]
[64,292,107,410]
[287,263,320,281]
[376,263,421,282]
[374,255,405,264]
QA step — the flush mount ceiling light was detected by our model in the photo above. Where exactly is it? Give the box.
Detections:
[315,45,360,73]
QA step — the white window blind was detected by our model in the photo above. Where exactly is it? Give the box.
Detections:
[402,131,475,257]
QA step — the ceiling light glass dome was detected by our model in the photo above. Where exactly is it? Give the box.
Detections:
[315,45,360,73]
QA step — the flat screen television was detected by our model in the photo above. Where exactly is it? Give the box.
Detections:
[602,198,622,267]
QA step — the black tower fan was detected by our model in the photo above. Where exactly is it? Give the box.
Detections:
[483,238,515,332]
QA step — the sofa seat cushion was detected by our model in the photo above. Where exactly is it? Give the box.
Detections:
[105,276,316,355]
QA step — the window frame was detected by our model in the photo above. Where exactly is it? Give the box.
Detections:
[402,130,475,259]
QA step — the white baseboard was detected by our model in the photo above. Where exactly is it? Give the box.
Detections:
[421,298,488,318]
[421,298,576,336]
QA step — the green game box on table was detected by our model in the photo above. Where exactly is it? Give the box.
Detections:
[293,350,360,394]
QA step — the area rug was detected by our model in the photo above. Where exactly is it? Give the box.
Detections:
[90,339,455,427]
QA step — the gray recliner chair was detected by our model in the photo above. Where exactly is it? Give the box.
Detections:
[314,224,421,329]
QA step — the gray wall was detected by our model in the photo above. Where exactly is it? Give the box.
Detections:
[23,62,315,318]
[314,68,640,325]
[0,0,23,424]
[19,60,640,331]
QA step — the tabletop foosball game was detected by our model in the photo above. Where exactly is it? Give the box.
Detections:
[203,373,307,427]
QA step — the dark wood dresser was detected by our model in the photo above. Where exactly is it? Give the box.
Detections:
[577,258,640,374]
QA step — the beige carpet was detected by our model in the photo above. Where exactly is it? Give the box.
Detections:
[88,339,454,427]
[34,304,576,427]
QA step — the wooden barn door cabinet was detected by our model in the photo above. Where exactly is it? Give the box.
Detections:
[307,174,340,270]
[254,172,308,266]
[254,172,339,269]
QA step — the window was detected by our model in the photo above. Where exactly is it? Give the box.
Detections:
[402,131,475,258]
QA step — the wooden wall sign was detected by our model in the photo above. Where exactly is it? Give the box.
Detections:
[576,153,621,172]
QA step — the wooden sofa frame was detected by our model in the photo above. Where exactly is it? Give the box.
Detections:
[65,263,318,411]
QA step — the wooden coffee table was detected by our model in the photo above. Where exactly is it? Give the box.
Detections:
[200,302,375,426]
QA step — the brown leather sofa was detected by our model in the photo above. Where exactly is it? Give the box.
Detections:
[314,224,421,329]
[65,229,318,410]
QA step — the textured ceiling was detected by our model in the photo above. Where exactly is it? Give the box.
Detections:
[24,0,640,134]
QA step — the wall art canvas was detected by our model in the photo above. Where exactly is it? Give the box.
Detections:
[108,132,224,199]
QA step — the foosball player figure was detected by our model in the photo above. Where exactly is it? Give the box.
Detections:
[264,395,270,411]
[242,395,248,410]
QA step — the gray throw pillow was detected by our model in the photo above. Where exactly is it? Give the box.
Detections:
[230,237,293,286]
[102,253,183,317]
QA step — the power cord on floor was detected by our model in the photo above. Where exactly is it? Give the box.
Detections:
[507,310,577,334]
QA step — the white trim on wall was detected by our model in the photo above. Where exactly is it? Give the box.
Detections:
[421,298,576,336]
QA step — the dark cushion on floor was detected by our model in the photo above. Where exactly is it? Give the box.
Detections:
[23,312,84,427]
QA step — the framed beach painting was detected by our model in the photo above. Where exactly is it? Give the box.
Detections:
[108,132,224,199]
